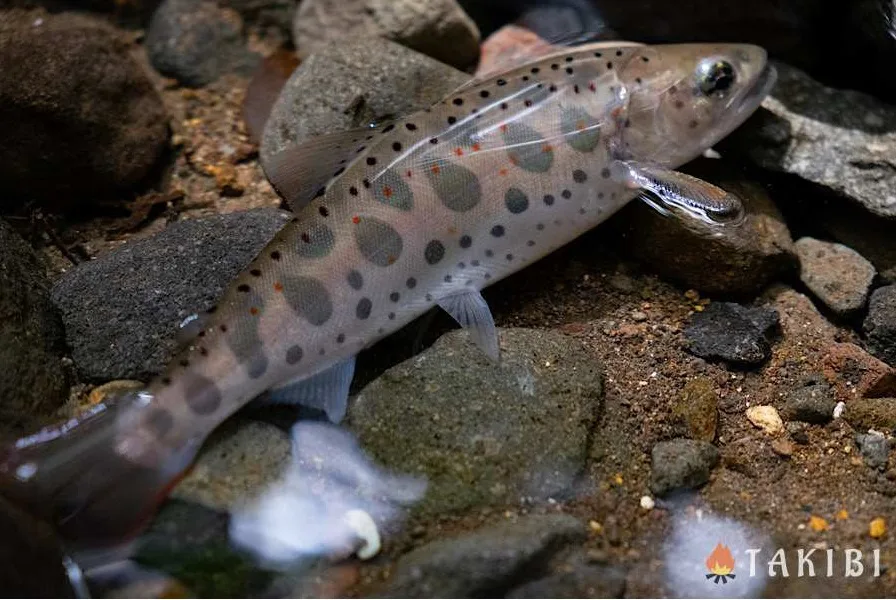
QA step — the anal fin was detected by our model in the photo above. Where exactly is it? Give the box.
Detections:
[268,357,356,423]
[437,291,500,362]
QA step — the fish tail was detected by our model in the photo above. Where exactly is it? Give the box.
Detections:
[0,392,199,564]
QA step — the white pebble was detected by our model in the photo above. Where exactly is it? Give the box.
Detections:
[833,401,846,419]
[640,495,655,510]
[344,509,381,560]
[745,405,784,434]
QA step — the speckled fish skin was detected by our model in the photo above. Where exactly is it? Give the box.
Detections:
[0,42,774,554]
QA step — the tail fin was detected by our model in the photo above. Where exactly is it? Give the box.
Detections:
[0,394,199,566]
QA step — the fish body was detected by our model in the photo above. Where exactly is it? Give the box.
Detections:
[0,42,775,559]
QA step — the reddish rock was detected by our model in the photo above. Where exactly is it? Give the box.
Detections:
[822,342,896,401]
[476,25,554,78]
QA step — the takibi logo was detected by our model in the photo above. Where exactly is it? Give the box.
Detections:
[705,542,736,584]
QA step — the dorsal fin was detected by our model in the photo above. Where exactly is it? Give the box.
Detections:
[263,124,384,211]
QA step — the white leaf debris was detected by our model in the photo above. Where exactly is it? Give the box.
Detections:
[344,509,381,560]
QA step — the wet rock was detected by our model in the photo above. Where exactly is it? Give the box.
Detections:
[649,438,720,497]
[222,0,295,35]
[821,343,896,401]
[506,557,626,598]
[794,237,876,317]
[51,208,291,381]
[844,398,896,431]
[349,328,603,518]
[864,285,896,367]
[683,302,780,366]
[242,48,300,144]
[746,405,785,435]
[172,420,291,512]
[0,220,68,432]
[616,162,796,296]
[0,10,169,205]
[475,24,554,77]
[726,62,896,220]
[261,37,469,167]
[672,377,718,442]
[146,0,260,87]
[134,500,275,597]
[376,515,586,597]
[0,494,72,596]
[855,431,890,470]
[291,0,480,70]
[784,379,836,424]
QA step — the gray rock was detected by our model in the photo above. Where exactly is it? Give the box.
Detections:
[222,0,295,34]
[172,420,291,512]
[377,514,586,598]
[649,438,720,497]
[146,0,260,87]
[260,37,470,167]
[51,208,291,381]
[291,0,480,70]
[134,500,276,597]
[864,285,896,367]
[505,558,626,598]
[349,328,603,518]
[683,302,780,366]
[784,379,836,424]
[0,220,68,433]
[0,10,169,205]
[795,237,876,316]
[855,431,890,470]
[616,162,797,295]
[726,62,896,219]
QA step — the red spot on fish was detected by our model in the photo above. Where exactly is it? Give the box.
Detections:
[499,168,508,176]
[588,82,597,92]
[500,124,508,132]
[454,147,464,156]
[472,143,481,152]
[352,215,361,224]
[509,155,519,166]
[383,185,393,198]
[576,120,586,131]
[542,144,553,153]
[273,282,283,292]
[406,170,412,178]
[249,307,259,316]
[387,255,397,265]
[431,164,441,175]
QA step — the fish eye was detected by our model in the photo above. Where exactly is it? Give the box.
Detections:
[696,59,736,97]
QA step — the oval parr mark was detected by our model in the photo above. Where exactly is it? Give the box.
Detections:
[504,188,529,214]
[425,159,482,212]
[373,168,413,210]
[560,106,601,153]
[183,372,223,415]
[280,275,333,326]
[356,297,372,320]
[286,345,303,365]
[502,122,553,173]
[347,269,363,290]
[354,217,404,267]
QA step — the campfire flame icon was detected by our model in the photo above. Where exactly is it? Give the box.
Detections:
[705,543,736,584]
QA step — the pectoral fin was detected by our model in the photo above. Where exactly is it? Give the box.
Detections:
[611,160,745,226]
[437,291,500,362]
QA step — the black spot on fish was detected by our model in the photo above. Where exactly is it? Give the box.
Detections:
[491,225,505,237]
[356,297,372,319]
[573,169,588,183]
[505,188,529,214]
[406,277,417,289]
[286,345,303,365]
[347,270,363,290]
[459,235,472,249]
[425,240,446,265]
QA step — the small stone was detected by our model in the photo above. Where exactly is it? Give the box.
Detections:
[855,431,890,470]
[746,405,785,435]
[771,438,794,457]
[631,310,648,322]
[870,517,887,539]
[795,237,876,316]
[683,302,779,366]
[0,10,169,205]
[672,377,718,441]
[505,557,626,599]
[649,438,720,497]
[640,495,655,510]
[864,285,896,367]
[784,379,836,424]
[377,515,586,597]
[146,0,260,87]
[475,25,554,77]
[291,0,480,70]
[809,515,829,532]
[822,343,896,401]
[834,401,846,420]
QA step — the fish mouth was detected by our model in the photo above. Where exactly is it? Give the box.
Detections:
[736,61,777,117]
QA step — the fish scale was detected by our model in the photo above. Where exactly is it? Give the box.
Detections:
[0,41,775,556]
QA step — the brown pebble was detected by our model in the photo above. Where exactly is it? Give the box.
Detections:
[771,438,794,457]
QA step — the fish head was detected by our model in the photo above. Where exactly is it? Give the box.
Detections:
[616,43,776,166]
